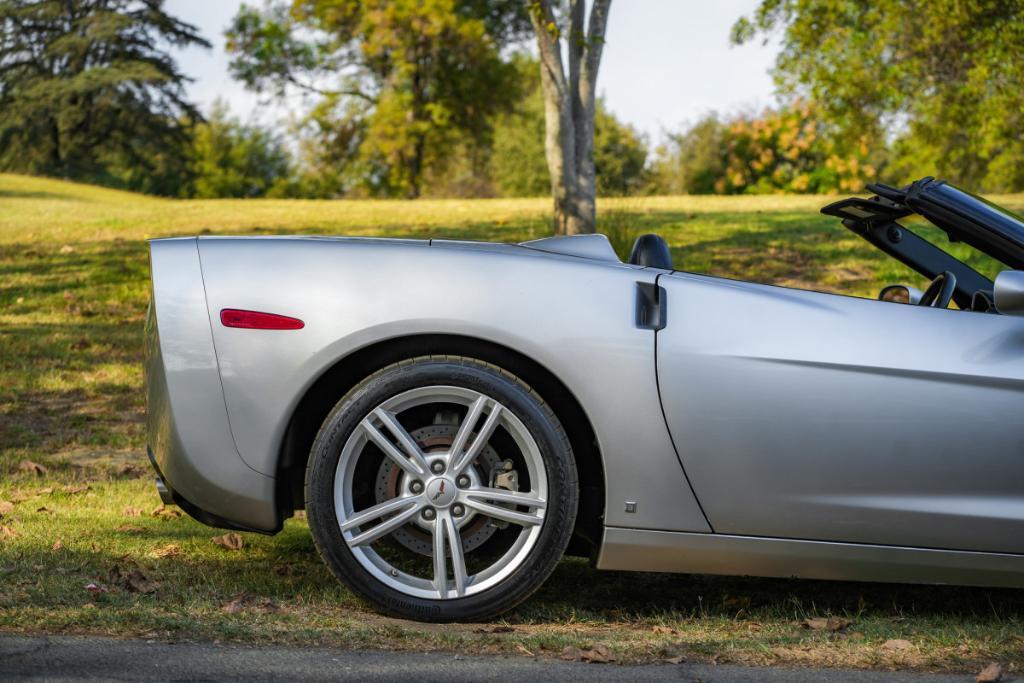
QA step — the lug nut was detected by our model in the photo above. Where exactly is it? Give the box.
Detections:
[456,475,471,488]
[422,507,436,521]
[409,480,424,494]
[430,461,445,474]
[452,504,465,517]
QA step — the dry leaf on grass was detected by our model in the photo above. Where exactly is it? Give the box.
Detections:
[63,484,90,495]
[802,617,852,632]
[1,525,17,539]
[212,533,244,551]
[108,565,159,594]
[976,663,1003,683]
[118,464,144,478]
[116,524,145,534]
[664,656,685,665]
[561,644,616,664]
[151,504,182,520]
[52,540,64,551]
[19,460,47,476]
[149,543,182,558]
[222,595,247,614]
[651,625,678,635]
[122,507,142,518]
[881,639,916,652]
[514,644,534,657]
[221,592,278,614]
[0,501,14,516]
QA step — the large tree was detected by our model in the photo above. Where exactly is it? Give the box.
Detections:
[733,0,1024,191]
[528,0,612,234]
[0,0,208,195]
[491,55,645,198]
[227,0,530,199]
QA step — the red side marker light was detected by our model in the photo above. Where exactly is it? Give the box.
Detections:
[220,309,305,330]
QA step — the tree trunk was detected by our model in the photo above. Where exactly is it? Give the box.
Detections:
[529,0,612,235]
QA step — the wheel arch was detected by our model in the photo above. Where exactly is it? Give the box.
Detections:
[276,333,606,559]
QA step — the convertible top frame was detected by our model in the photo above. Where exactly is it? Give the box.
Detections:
[822,181,997,309]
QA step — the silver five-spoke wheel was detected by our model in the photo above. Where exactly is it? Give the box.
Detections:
[307,356,577,621]
[335,386,548,599]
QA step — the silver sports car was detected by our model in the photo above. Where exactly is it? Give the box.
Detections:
[145,177,1024,621]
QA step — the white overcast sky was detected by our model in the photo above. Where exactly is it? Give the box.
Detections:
[164,0,779,144]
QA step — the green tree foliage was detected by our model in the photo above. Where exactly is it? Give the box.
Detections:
[733,0,1024,191]
[226,0,529,198]
[190,102,293,199]
[490,56,647,197]
[649,102,876,195]
[647,115,727,195]
[0,0,209,195]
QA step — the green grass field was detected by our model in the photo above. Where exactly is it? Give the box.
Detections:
[2,173,1022,673]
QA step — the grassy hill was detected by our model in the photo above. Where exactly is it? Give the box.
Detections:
[2,173,1022,671]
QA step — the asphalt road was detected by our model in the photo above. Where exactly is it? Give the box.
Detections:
[0,634,992,682]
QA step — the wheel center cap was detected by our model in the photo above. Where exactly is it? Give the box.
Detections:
[425,476,457,508]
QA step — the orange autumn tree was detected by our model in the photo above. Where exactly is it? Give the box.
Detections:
[717,101,876,194]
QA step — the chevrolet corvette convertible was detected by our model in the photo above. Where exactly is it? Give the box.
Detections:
[145,177,1024,621]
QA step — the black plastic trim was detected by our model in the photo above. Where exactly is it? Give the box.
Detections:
[635,282,667,330]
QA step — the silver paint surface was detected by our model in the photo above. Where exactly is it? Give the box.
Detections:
[598,527,1024,588]
[657,271,1024,554]
[145,238,276,530]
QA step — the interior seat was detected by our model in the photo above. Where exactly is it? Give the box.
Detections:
[627,234,674,270]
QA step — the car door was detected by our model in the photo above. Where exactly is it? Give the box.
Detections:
[656,271,1024,554]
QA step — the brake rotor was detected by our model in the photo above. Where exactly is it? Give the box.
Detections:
[373,423,502,556]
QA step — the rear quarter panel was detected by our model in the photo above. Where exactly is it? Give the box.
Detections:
[197,237,709,533]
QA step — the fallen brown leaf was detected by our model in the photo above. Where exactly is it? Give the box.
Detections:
[663,656,685,665]
[122,507,142,518]
[151,504,182,520]
[116,524,145,534]
[19,460,47,476]
[220,592,277,614]
[0,525,17,539]
[0,501,14,516]
[63,484,90,495]
[514,644,534,657]
[560,646,583,662]
[118,464,144,478]
[651,625,678,635]
[149,543,182,558]
[222,595,247,614]
[52,540,64,551]
[881,638,916,652]
[976,663,1003,683]
[581,643,616,664]
[212,533,244,551]
[123,569,158,594]
[802,617,852,632]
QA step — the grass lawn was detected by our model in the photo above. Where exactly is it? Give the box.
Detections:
[1,172,1023,673]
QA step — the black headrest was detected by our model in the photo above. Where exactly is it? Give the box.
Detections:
[627,234,673,270]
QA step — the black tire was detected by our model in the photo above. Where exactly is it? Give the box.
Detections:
[305,355,578,622]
